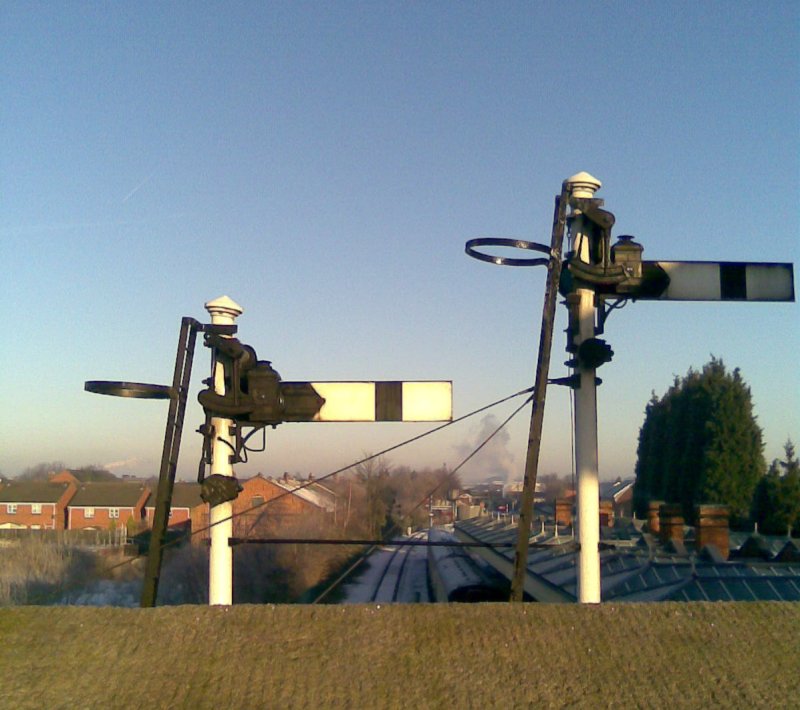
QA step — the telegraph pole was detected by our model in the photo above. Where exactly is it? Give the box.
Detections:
[205,295,243,605]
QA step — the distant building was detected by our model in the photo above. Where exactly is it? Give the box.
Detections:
[0,471,338,541]
[143,481,203,533]
[67,483,150,531]
[0,480,77,530]
[191,473,335,542]
[599,477,635,521]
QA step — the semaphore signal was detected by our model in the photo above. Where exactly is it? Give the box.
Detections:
[86,295,452,607]
[466,171,795,604]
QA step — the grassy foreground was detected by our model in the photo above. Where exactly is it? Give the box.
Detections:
[1,602,797,709]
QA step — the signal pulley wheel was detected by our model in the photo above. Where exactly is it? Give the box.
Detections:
[465,237,553,267]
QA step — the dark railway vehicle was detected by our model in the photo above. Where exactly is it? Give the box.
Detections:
[427,528,508,602]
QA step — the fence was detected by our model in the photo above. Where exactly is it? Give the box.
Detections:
[0,527,130,547]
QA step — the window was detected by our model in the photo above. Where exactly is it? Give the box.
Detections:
[252,496,265,508]
[85,507,95,519]
[32,504,42,515]
[7,504,16,514]
[109,508,119,519]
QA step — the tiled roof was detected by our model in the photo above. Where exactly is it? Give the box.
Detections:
[143,482,203,509]
[0,481,72,503]
[170,482,203,509]
[70,483,148,507]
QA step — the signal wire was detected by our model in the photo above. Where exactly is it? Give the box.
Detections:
[33,385,535,602]
[237,385,534,537]
[312,390,534,602]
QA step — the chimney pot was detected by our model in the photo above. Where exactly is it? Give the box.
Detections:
[695,504,730,560]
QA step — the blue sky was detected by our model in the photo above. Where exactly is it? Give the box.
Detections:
[2,2,797,483]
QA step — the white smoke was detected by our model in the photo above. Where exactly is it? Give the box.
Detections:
[454,414,517,483]
[104,457,141,471]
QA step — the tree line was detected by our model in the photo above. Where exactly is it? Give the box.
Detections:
[633,357,798,534]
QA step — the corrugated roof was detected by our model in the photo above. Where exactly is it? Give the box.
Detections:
[670,575,800,602]
[455,513,800,603]
[0,481,72,503]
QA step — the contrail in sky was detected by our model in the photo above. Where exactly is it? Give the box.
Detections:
[122,167,159,203]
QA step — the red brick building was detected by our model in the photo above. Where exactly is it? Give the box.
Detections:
[191,474,332,542]
[0,480,77,530]
[67,483,150,531]
[144,481,203,531]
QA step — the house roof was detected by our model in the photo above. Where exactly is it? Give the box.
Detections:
[599,478,635,502]
[270,477,335,512]
[170,482,204,509]
[143,482,203,510]
[0,481,72,504]
[70,483,148,507]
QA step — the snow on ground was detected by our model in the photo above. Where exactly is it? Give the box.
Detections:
[60,579,142,607]
[338,545,398,603]
[339,532,431,603]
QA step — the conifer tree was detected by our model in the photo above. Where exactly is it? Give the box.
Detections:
[752,441,800,535]
[633,357,765,522]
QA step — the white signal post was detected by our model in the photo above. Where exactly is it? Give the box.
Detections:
[206,295,243,606]
[566,172,603,604]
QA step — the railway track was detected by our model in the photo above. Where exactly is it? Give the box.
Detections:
[338,532,430,603]
[369,531,429,602]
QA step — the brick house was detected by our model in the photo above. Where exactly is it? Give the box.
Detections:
[144,481,203,532]
[271,474,337,514]
[191,474,332,542]
[67,483,150,532]
[0,480,77,530]
[49,470,80,485]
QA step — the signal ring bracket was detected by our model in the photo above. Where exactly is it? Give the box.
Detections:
[85,380,173,399]
[465,237,552,267]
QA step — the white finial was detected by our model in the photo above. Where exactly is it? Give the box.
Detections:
[205,295,244,324]
[565,171,602,198]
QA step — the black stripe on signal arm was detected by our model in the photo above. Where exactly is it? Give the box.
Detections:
[720,263,747,300]
[375,381,403,421]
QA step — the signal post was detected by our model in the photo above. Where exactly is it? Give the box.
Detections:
[565,173,604,603]
[467,172,793,604]
[205,296,243,606]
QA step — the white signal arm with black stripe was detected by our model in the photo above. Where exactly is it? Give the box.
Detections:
[638,261,794,302]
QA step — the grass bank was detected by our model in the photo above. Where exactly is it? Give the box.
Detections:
[1,602,797,708]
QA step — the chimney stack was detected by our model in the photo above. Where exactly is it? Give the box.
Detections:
[555,498,572,528]
[659,503,684,546]
[695,504,730,560]
[647,500,663,535]
[599,500,614,527]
